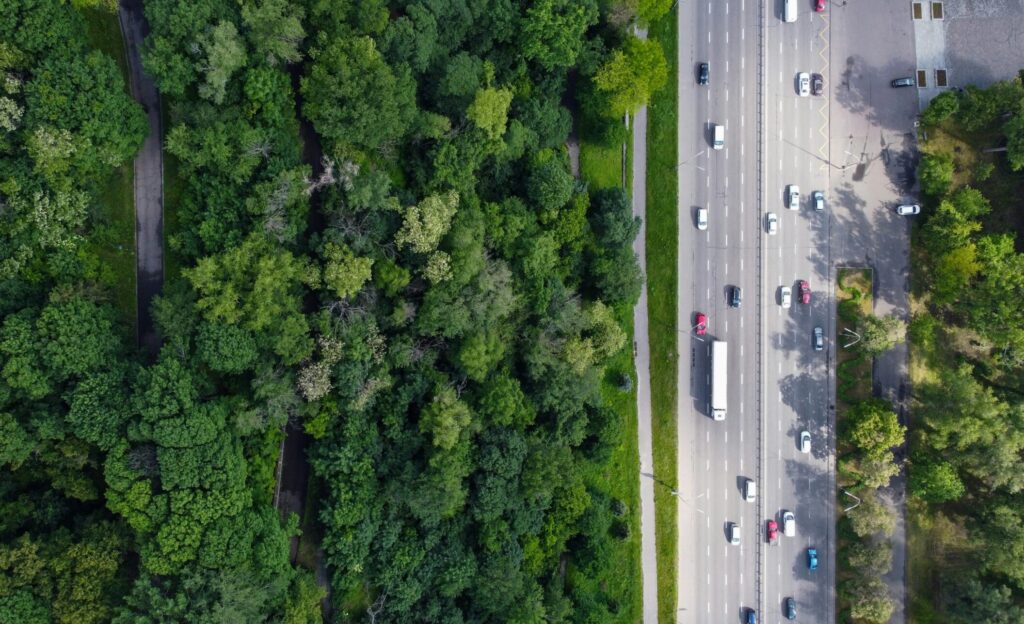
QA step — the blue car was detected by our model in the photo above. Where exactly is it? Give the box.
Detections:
[807,547,819,570]
[746,608,757,624]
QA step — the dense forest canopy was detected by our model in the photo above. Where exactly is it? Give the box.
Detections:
[0,0,669,622]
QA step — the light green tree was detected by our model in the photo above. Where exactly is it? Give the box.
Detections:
[594,37,668,117]
[241,0,305,66]
[199,21,246,105]
[467,86,514,139]
[321,242,373,300]
[395,191,460,253]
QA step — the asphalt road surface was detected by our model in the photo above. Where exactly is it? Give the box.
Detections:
[118,0,163,355]
[676,0,835,622]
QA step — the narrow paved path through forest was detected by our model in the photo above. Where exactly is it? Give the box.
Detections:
[630,26,659,624]
[118,0,163,354]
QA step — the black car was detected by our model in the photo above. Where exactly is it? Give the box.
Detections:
[730,286,742,308]
[891,77,916,88]
[698,62,709,85]
[811,73,823,96]
[785,597,796,620]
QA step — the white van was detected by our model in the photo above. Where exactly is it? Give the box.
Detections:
[783,0,797,22]
[744,479,756,502]
[713,124,724,150]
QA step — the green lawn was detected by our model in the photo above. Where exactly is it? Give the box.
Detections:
[576,95,640,620]
[645,10,679,623]
[79,6,136,327]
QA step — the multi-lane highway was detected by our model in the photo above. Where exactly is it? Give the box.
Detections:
[675,0,835,622]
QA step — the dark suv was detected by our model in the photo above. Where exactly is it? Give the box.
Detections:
[891,77,916,88]
[698,62,709,85]
[811,73,823,95]
[730,286,742,308]
[785,597,796,620]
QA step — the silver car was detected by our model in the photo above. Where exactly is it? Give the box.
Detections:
[797,72,810,96]
[896,204,920,216]
[767,212,779,235]
[783,511,796,537]
[813,326,824,351]
[813,191,825,211]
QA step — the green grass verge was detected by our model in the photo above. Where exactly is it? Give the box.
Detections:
[645,10,678,623]
[571,305,642,622]
[580,141,625,190]
[79,7,136,327]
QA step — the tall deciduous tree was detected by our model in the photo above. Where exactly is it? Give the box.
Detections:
[593,37,667,117]
[302,36,417,151]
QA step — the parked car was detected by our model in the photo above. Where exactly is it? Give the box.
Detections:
[787,185,800,209]
[767,519,779,544]
[780,286,792,308]
[785,596,797,620]
[731,286,742,308]
[695,312,707,336]
[811,73,824,95]
[892,77,916,88]
[815,0,826,12]
[813,326,824,351]
[767,212,779,235]
[800,430,811,453]
[797,72,810,96]
[697,207,709,230]
[698,62,709,85]
[783,511,796,537]
[807,547,819,570]
[896,204,921,215]
[813,190,825,211]
[798,280,810,304]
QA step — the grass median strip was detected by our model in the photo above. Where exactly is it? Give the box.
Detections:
[646,10,678,623]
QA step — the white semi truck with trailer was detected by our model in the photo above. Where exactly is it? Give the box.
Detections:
[711,340,727,420]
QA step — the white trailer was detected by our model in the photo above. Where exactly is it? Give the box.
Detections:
[711,340,728,420]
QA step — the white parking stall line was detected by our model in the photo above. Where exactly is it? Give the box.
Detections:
[740,345,744,357]
[707,287,710,299]
[726,1,729,14]
[726,32,729,44]
[725,431,728,444]
[725,235,728,246]
[740,258,744,271]
[725,320,728,333]
[740,428,744,442]
[708,2,711,13]
[740,372,744,385]
[740,229,744,243]
[708,31,711,43]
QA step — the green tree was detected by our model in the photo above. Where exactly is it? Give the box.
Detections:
[457,331,505,382]
[520,0,599,70]
[1005,114,1024,171]
[395,191,460,254]
[321,242,373,300]
[919,152,955,197]
[845,540,892,576]
[420,386,473,451]
[240,0,305,66]
[593,37,668,117]
[198,21,246,105]
[843,575,895,623]
[301,36,417,150]
[847,399,905,460]
[846,493,895,538]
[909,458,965,503]
[466,86,514,139]
[857,314,906,355]
[196,321,259,374]
[921,90,960,126]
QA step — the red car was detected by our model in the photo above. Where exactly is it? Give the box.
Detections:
[767,519,779,544]
[815,0,826,11]
[798,280,811,304]
[695,312,707,336]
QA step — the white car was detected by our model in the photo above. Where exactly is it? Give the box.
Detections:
[730,523,741,545]
[697,207,709,230]
[896,204,921,216]
[787,185,800,209]
[766,212,779,235]
[780,286,792,308]
[783,511,796,537]
[798,72,810,96]
[800,431,811,453]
